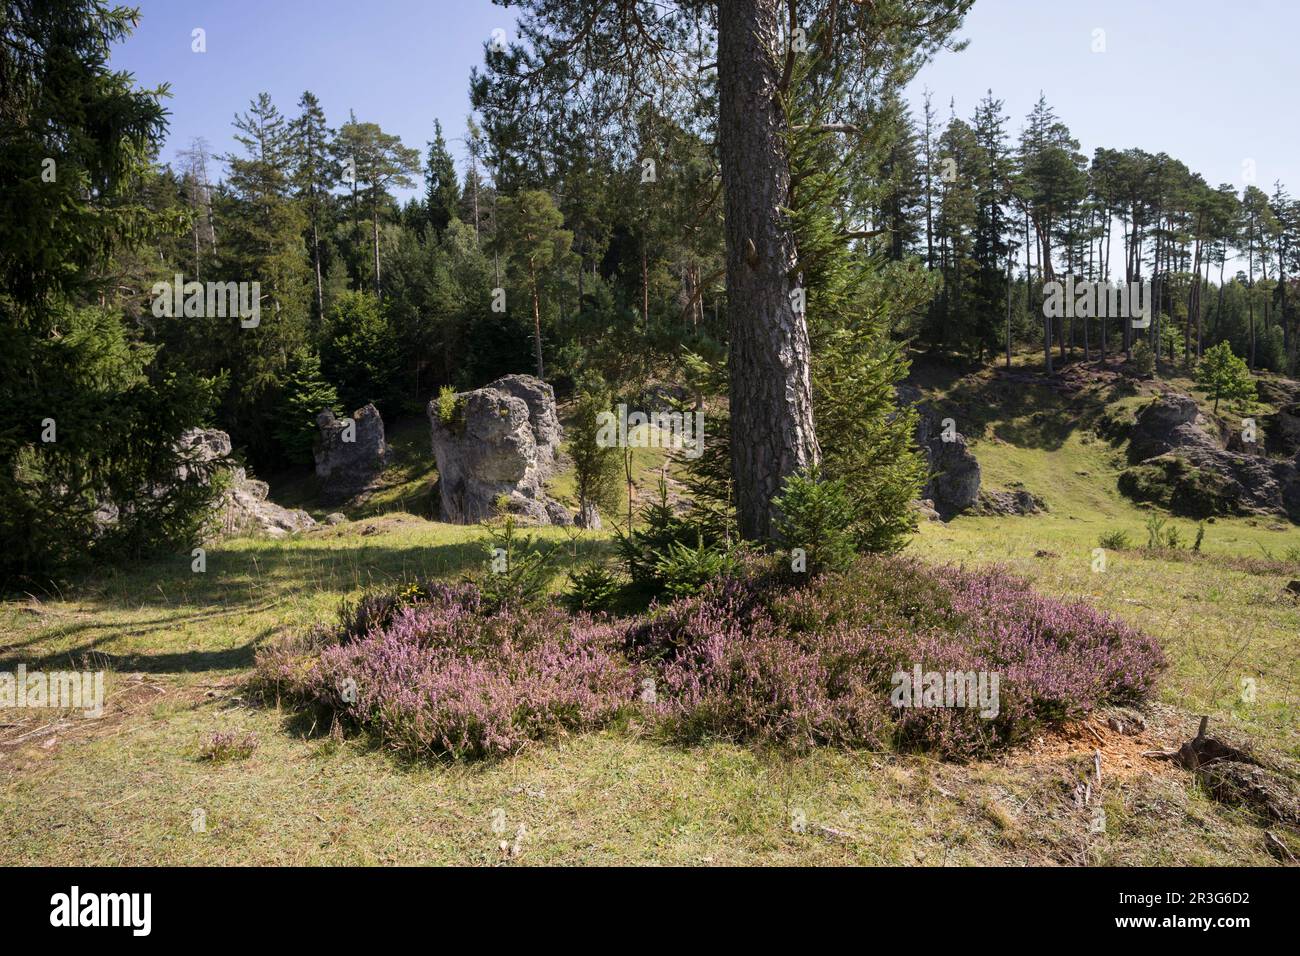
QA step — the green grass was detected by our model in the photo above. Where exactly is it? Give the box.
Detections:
[1,361,1296,866]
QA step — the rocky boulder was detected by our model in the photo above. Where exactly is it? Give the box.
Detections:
[975,487,1048,516]
[1127,394,1219,463]
[898,385,982,519]
[428,378,568,525]
[1119,393,1300,523]
[178,428,316,538]
[1262,402,1300,459]
[314,404,388,504]
[220,471,317,538]
[483,375,561,474]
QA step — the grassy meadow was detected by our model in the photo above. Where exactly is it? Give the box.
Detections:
[1,357,1297,866]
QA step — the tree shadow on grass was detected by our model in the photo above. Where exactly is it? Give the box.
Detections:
[939,363,1129,453]
[8,533,623,676]
[2,622,283,675]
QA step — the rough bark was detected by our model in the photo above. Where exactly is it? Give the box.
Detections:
[717,0,819,541]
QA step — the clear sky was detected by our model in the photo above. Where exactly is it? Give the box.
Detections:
[113,0,1297,208]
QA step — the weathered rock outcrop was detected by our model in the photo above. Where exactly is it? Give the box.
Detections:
[314,404,388,503]
[1126,394,1219,463]
[427,376,568,524]
[177,428,316,538]
[974,487,1048,516]
[897,385,981,518]
[482,375,561,474]
[1262,402,1300,459]
[1120,393,1300,522]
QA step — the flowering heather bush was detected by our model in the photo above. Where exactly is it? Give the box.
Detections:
[253,556,1164,762]
[628,557,1165,757]
[254,582,637,760]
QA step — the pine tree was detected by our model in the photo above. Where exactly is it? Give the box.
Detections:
[425,119,461,239]
[786,61,928,552]
[0,1,219,585]
[289,91,336,328]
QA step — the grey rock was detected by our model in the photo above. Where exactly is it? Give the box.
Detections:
[428,377,566,525]
[220,471,315,538]
[1262,403,1300,458]
[1127,394,1220,463]
[1121,393,1300,523]
[484,375,561,474]
[314,404,388,504]
[975,488,1047,516]
[897,386,981,519]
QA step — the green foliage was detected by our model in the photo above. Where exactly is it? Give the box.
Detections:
[614,475,696,588]
[568,386,623,524]
[1195,341,1255,413]
[1158,318,1185,366]
[1145,513,1184,550]
[613,474,730,596]
[786,60,928,553]
[424,119,460,238]
[651,538,741,599]
[1129,339,1156,377]
[1097,530,1132,551]
[676,349,736,544]
[0,4,220,587]
[435,385,463,430]
[476,516,563,611]
[321,290,401,413]
[772,467,858,575]
[563,564,622,612]
[274,348,338,465]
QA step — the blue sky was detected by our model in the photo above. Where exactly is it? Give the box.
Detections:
[908,0,1298,198]
[114,0,1297,209]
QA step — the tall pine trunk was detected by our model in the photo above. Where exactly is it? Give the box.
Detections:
[530,259,544,379]
[717,0,818,541]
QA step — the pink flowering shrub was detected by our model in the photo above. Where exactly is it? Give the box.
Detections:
[254,583,637,760]
[627,557,1165,756]
[253,556,1164,761]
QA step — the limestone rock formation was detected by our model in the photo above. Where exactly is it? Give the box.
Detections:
[177,428,317,538]
[897,385,982,519]
[314,404,389,503]
[1126,394,1219,463]
[1120,393,1300,522]
[427,376,568,525]
[975,487,1048,516]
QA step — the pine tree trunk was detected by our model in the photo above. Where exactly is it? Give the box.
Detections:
[371,194,382,301]
[312,217,324,328]
[717,0,818,541]
[530,260,544,379]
